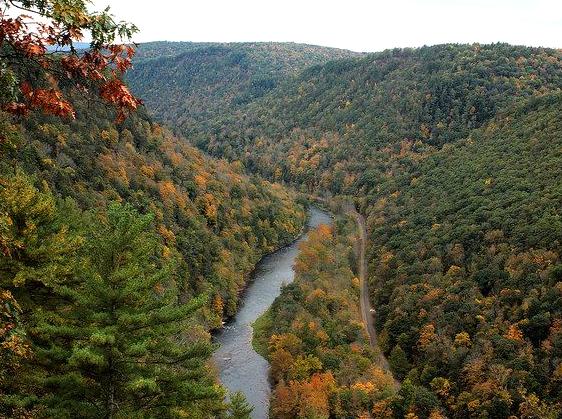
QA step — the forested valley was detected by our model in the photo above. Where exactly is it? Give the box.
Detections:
[129,42,562,418]
[1,1,561,418]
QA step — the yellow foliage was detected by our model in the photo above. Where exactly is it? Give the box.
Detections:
[454,331,471,347]
[418,323,436,348]
[372,399,394,418]
[351,381,375,394]
[194,173,208,189]
[212,294,224,314]
[505,324,524,342]
[162,245,172,259]
[429,410,446,419]
[158,225,176,244]
[446,265,463,277]
[306,288,326,302]
[140,164,156,178]
[422,288,443,302]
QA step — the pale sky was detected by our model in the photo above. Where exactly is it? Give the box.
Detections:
[91,0,561,52]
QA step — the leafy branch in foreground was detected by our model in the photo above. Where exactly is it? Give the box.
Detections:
[0,0,141,122]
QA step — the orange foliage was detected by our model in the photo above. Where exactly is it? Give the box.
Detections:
[212,294,224,315]
[372,399,394,418]
[505,324,524,342]
[158,181,187,209]
[270,348,294,381]
[418,323,437,348]
[0,9,140,121]
[272,372,336,419]
[194,173,208,190]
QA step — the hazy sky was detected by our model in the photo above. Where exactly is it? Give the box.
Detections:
[91,0,561,52]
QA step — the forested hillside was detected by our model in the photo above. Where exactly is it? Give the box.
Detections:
[0,3,306,416]
[131,42,562,417]
[127,41,358,137]
[0,96,305,417]
[1,96,305,319]
[366,93,562,418]
[198,44,561,191]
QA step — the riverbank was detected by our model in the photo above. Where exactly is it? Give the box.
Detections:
[310,195,398,384]
[212,207,332,419]
[251,212,397,418]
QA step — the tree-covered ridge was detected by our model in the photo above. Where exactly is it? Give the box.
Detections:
[133,41,358,65]
[254,218,396,418]
[366,93,562,417]
[252,43,562,144]
[188,43,562,194]
[127,41,359,136]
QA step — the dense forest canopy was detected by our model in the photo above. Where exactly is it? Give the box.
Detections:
[129,41,562,417]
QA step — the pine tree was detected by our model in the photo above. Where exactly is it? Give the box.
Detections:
[0,170,81,297]
[389,345,411,380]
[36,203,221,417]
[228,392,253,419]
[0,170,82,417]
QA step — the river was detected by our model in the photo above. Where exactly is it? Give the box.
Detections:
[213,206,333,419]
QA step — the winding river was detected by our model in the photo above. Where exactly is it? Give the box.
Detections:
[213,207,332,419]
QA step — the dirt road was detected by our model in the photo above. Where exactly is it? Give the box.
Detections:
[348,207,399,388]
[311,196,399,387]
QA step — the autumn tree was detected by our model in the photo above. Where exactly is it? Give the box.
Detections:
[0,0,141,121]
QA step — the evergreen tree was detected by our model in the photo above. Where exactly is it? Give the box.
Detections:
[0,170,81,298]
[228,392,253,419]
[389,345,410,380]
[0,170,82,417]
[37,203,220,418]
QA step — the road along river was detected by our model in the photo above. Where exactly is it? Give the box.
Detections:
[213,206,332,419]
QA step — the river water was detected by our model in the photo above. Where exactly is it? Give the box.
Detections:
[213,207,332,419]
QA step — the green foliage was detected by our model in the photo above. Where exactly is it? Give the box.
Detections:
[0,170,81,291]
[251,309,273,357]
[0,176,225,416]
[4,37,562,417]
[128,43,561,195]
[3,82,305,319]
[367,93,562,417]
[388,346,410,380]
[228,391,253,419]
[127,41,358,139]
[34,202,220,417]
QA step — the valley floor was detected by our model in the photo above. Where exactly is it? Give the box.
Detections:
[349,207,399,388]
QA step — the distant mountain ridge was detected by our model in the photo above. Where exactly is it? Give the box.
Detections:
[127,41,360,135]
